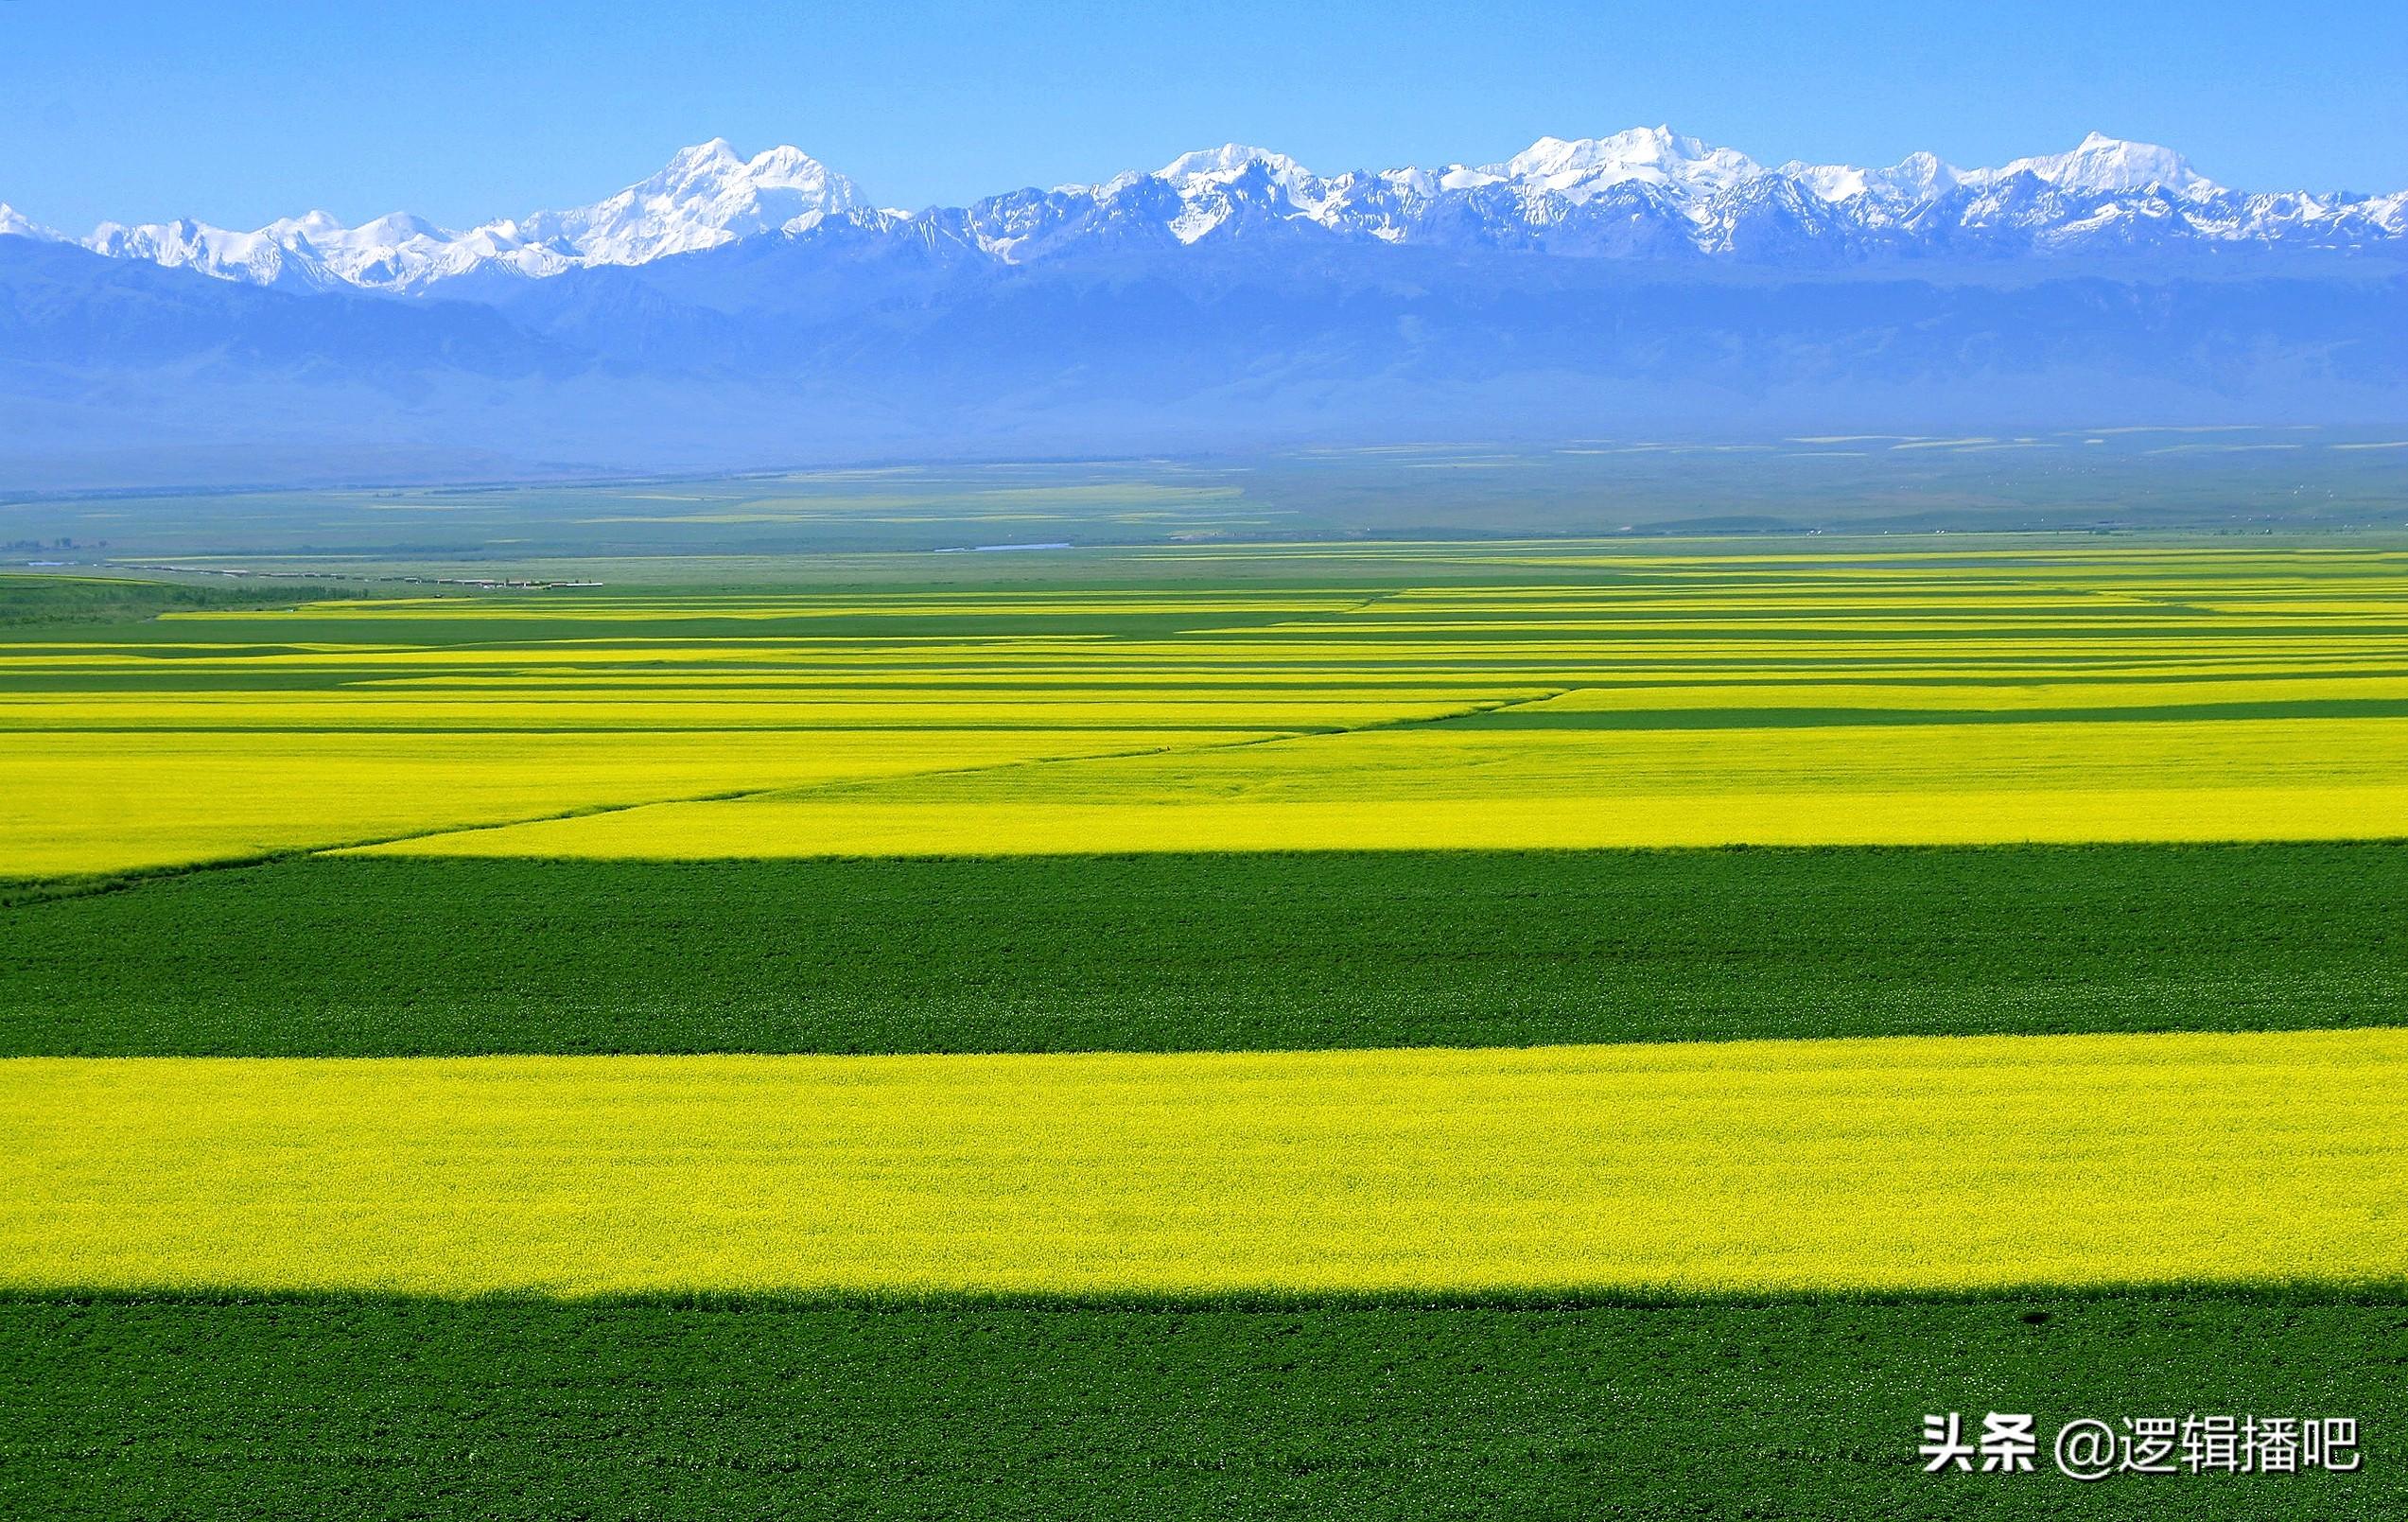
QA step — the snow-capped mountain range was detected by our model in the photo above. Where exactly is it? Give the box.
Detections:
[5,140,871,292]
[6,129,2402,293]
[7,127,2405,491]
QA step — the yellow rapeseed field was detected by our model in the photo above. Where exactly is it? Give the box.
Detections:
[361,717,2408,857]
[10,545,2408,875]
[0,689,1509,733]
[0,727,1265,878]
[3,1029,2401,1296]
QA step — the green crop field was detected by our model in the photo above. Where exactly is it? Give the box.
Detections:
[2,533,2402,1517]
[3,846,2403,1057]
[6,1290,2401,1521]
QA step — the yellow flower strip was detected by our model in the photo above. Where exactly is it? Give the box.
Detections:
[0,727,1272,879]
[358,718,2408,859]
[5,1029,2400,1297]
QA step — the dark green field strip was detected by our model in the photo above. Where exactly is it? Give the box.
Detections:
[3,843,2400,1058]
[4,1290,2398,1520]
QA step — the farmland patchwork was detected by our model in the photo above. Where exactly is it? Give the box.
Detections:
[3,542,2403,1517]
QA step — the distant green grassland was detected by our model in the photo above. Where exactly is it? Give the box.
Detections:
[9,437,2408,563]
[3,843,2399,1057]
[3,1289,2399,1521]
[0,573,327,628]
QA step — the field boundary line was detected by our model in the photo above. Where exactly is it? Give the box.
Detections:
[307,685,1572,859]
[1,688,1566,908]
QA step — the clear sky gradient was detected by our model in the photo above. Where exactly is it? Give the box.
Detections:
[4,0,2402,232]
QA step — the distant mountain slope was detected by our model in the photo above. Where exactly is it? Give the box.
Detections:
[0,236,559,371]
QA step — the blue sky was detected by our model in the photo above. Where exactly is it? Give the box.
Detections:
[4,0,2403,230]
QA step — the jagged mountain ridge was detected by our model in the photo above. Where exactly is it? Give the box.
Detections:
[6,129,2404,294]
[0,139,869,293]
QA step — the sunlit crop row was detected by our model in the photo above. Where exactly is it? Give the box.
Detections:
[361,718,2408,858]
[9,546,2408,876]
[5,1028,2399,1295]
[0,691,1507,733]
[0,728,1248,878]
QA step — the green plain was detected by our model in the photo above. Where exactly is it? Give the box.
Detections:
[4,1289,2399,1521]
[2,842,2400,1057]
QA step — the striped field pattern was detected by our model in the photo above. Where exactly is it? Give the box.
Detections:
[3,542,2404,1517]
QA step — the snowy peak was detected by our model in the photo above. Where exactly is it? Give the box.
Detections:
[1139,143,1342,239]
[634,139,855,204]
[1039,127,2400,262]
[1486,127,1765,201]
[517,140,866,265]
[1989,132,2219,197]
[1128,126,1771,240]
[80,216,333,289]
[1782,150,1963,202]
[1,203,64,240]
[17,140,869,291]
[1158,144,1310,184]
[347,211,443,241]
[656,138,742,177]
